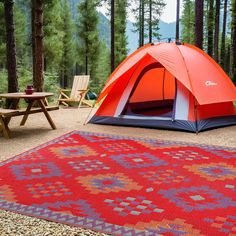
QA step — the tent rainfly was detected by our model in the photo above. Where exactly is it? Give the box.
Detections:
[90,43,236,132]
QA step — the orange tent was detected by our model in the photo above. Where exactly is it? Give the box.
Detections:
[90,43,236,132]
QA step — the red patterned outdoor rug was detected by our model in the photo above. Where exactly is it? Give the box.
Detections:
[0,131,236,235]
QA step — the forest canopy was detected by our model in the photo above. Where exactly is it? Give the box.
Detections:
[0,0,235,104]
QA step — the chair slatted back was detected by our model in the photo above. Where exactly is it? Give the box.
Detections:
[70,75,90,99]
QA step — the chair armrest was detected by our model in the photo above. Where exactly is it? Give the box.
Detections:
[59,88,71,92]
[55,85,71,92]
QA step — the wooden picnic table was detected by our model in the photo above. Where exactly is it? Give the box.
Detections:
[0,92,58,138]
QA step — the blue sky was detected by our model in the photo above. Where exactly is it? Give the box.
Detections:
[161,0,182,23]
[98,0,182,23]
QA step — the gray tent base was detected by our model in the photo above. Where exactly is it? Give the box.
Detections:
[89,115,236,133]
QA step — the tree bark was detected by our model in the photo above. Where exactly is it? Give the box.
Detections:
[176,0,180,42]
[85,0,88,75]
[194,0,204,49]
[111,0,115,72]
[225,44,231,74]
[141,0,144,46]
[4,0,18,107]
[33,0,44,92]
[232,0,236,82]
[31,1,36,83]
[207,0,214,56]
[214,0,220,62]
[149,0,152,43]
[220,0,228,68]
[139,0,142,47]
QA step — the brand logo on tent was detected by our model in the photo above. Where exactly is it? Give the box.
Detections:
[205,81,218,86]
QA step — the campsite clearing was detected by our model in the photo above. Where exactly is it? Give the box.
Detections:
[0,108,235,236]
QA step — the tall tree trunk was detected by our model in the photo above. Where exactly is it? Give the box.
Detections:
[85,53,88,75]
[33,0,44,92]
[220,0,228,68]
[4,0,18,108]
[194,0,204,49]
[207,0,214,56]
[225,44,231,74]
[149,0,152,43]
[176,0,180,42]
[31,1,36,83]
[214,0,220,62]
[232,0,236,82]
[141,0,144,46]
[139,0,142,47]
[111,0,115,72]
[85,0,88,75]
[60,68,64,88]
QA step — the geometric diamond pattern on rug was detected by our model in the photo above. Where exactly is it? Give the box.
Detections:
[158,185,236,212]
[139,140,185,150]
[77,173,142,194]
[204,215,236,235]
[99,142,137,153]
[0,131,235,236]
[56,136,79,145]
[104,196,164,217]
[26,181,72,198]
[205,149,236,159]
[140,169,190,185]
[68,159,110,172]
[50,145,97,159]
[162,148,210,161]
[184,162,236,181]
[109,152,168,169]
[9,162,63,180]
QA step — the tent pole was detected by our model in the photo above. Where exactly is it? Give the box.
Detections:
[83,100,97,125]
[162,68,166,100]
[194,99,198,134]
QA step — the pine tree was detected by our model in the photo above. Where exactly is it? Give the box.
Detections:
[194,0,204,49]
[44,0,64,73]
[0,4,6,69]
[2,0,18,104]
[213,0,220,62]
[132,0,144,47]
[114,0,128,67]
[149,0,152,43]
[181,0,195,43]
[176,0,180,41]
[232,0,236,82]
[32,0,44,92]
[132,0,165,45]
[147,0,165,42]
[110,0,115,72]
[77,0,100,84]
[59,0,75,88]
[30,0,54,91]
[94,41,110,93]
[220,0,228,68]
[141,0,145,45]
[207,0,214,56]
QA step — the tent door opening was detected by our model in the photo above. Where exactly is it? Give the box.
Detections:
[122,64,176,118]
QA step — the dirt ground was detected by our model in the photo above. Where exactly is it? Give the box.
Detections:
[0,107,235,235]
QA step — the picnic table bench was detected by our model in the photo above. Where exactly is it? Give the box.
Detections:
[0,92,59,138]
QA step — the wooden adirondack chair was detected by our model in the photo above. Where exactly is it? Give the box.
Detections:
[58,75,92,107]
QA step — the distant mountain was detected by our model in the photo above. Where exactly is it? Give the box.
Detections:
[69,0,177,53]
[69,0,110,45]
[126,20,176,53]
